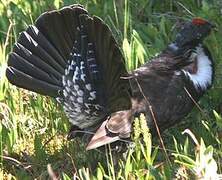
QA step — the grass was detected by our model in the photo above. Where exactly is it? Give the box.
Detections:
[0,0,222,179]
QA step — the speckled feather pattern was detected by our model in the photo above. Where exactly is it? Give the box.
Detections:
[6,5,130,131]
[57,24,106,128]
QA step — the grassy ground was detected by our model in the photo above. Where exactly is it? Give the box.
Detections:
[0,0,222,179]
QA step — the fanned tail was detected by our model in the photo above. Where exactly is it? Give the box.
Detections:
[6,5,131,132]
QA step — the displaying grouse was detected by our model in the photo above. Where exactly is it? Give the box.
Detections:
[6,4,215,150]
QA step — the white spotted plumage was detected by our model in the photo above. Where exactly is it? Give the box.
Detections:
[57,27,106,129]
[77,90,84,96]
[90,91,96,99]
[85,84,91,91]
[77,97,83,103]
[74,84,79,91]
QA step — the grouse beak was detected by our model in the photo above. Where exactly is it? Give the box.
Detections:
[86,120,120,150]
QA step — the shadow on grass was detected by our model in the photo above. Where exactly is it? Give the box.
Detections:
[3,135,106,179]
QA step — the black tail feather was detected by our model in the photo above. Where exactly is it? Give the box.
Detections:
[26,26,66,68]
[8,52,60,86]
[6,67,62,97]
[13,43,62,82]
[35,5,88,60]
[17,32,64,74]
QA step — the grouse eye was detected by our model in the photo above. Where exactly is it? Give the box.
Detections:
[192,18,208,26]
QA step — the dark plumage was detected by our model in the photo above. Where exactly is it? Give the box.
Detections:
[6,5,215,150]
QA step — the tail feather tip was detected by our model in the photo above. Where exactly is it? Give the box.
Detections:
[86,135,120,150]
[86,120,120,150]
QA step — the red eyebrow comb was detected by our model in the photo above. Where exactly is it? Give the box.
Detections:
[192,18,208,25]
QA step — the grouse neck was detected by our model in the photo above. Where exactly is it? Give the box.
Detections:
[182,45,213,91]
[168,41,200,52]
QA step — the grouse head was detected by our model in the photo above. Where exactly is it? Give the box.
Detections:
[173,18,215,49]
[166,18,215,93]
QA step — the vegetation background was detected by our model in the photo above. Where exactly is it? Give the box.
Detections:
[0,0,222,179]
